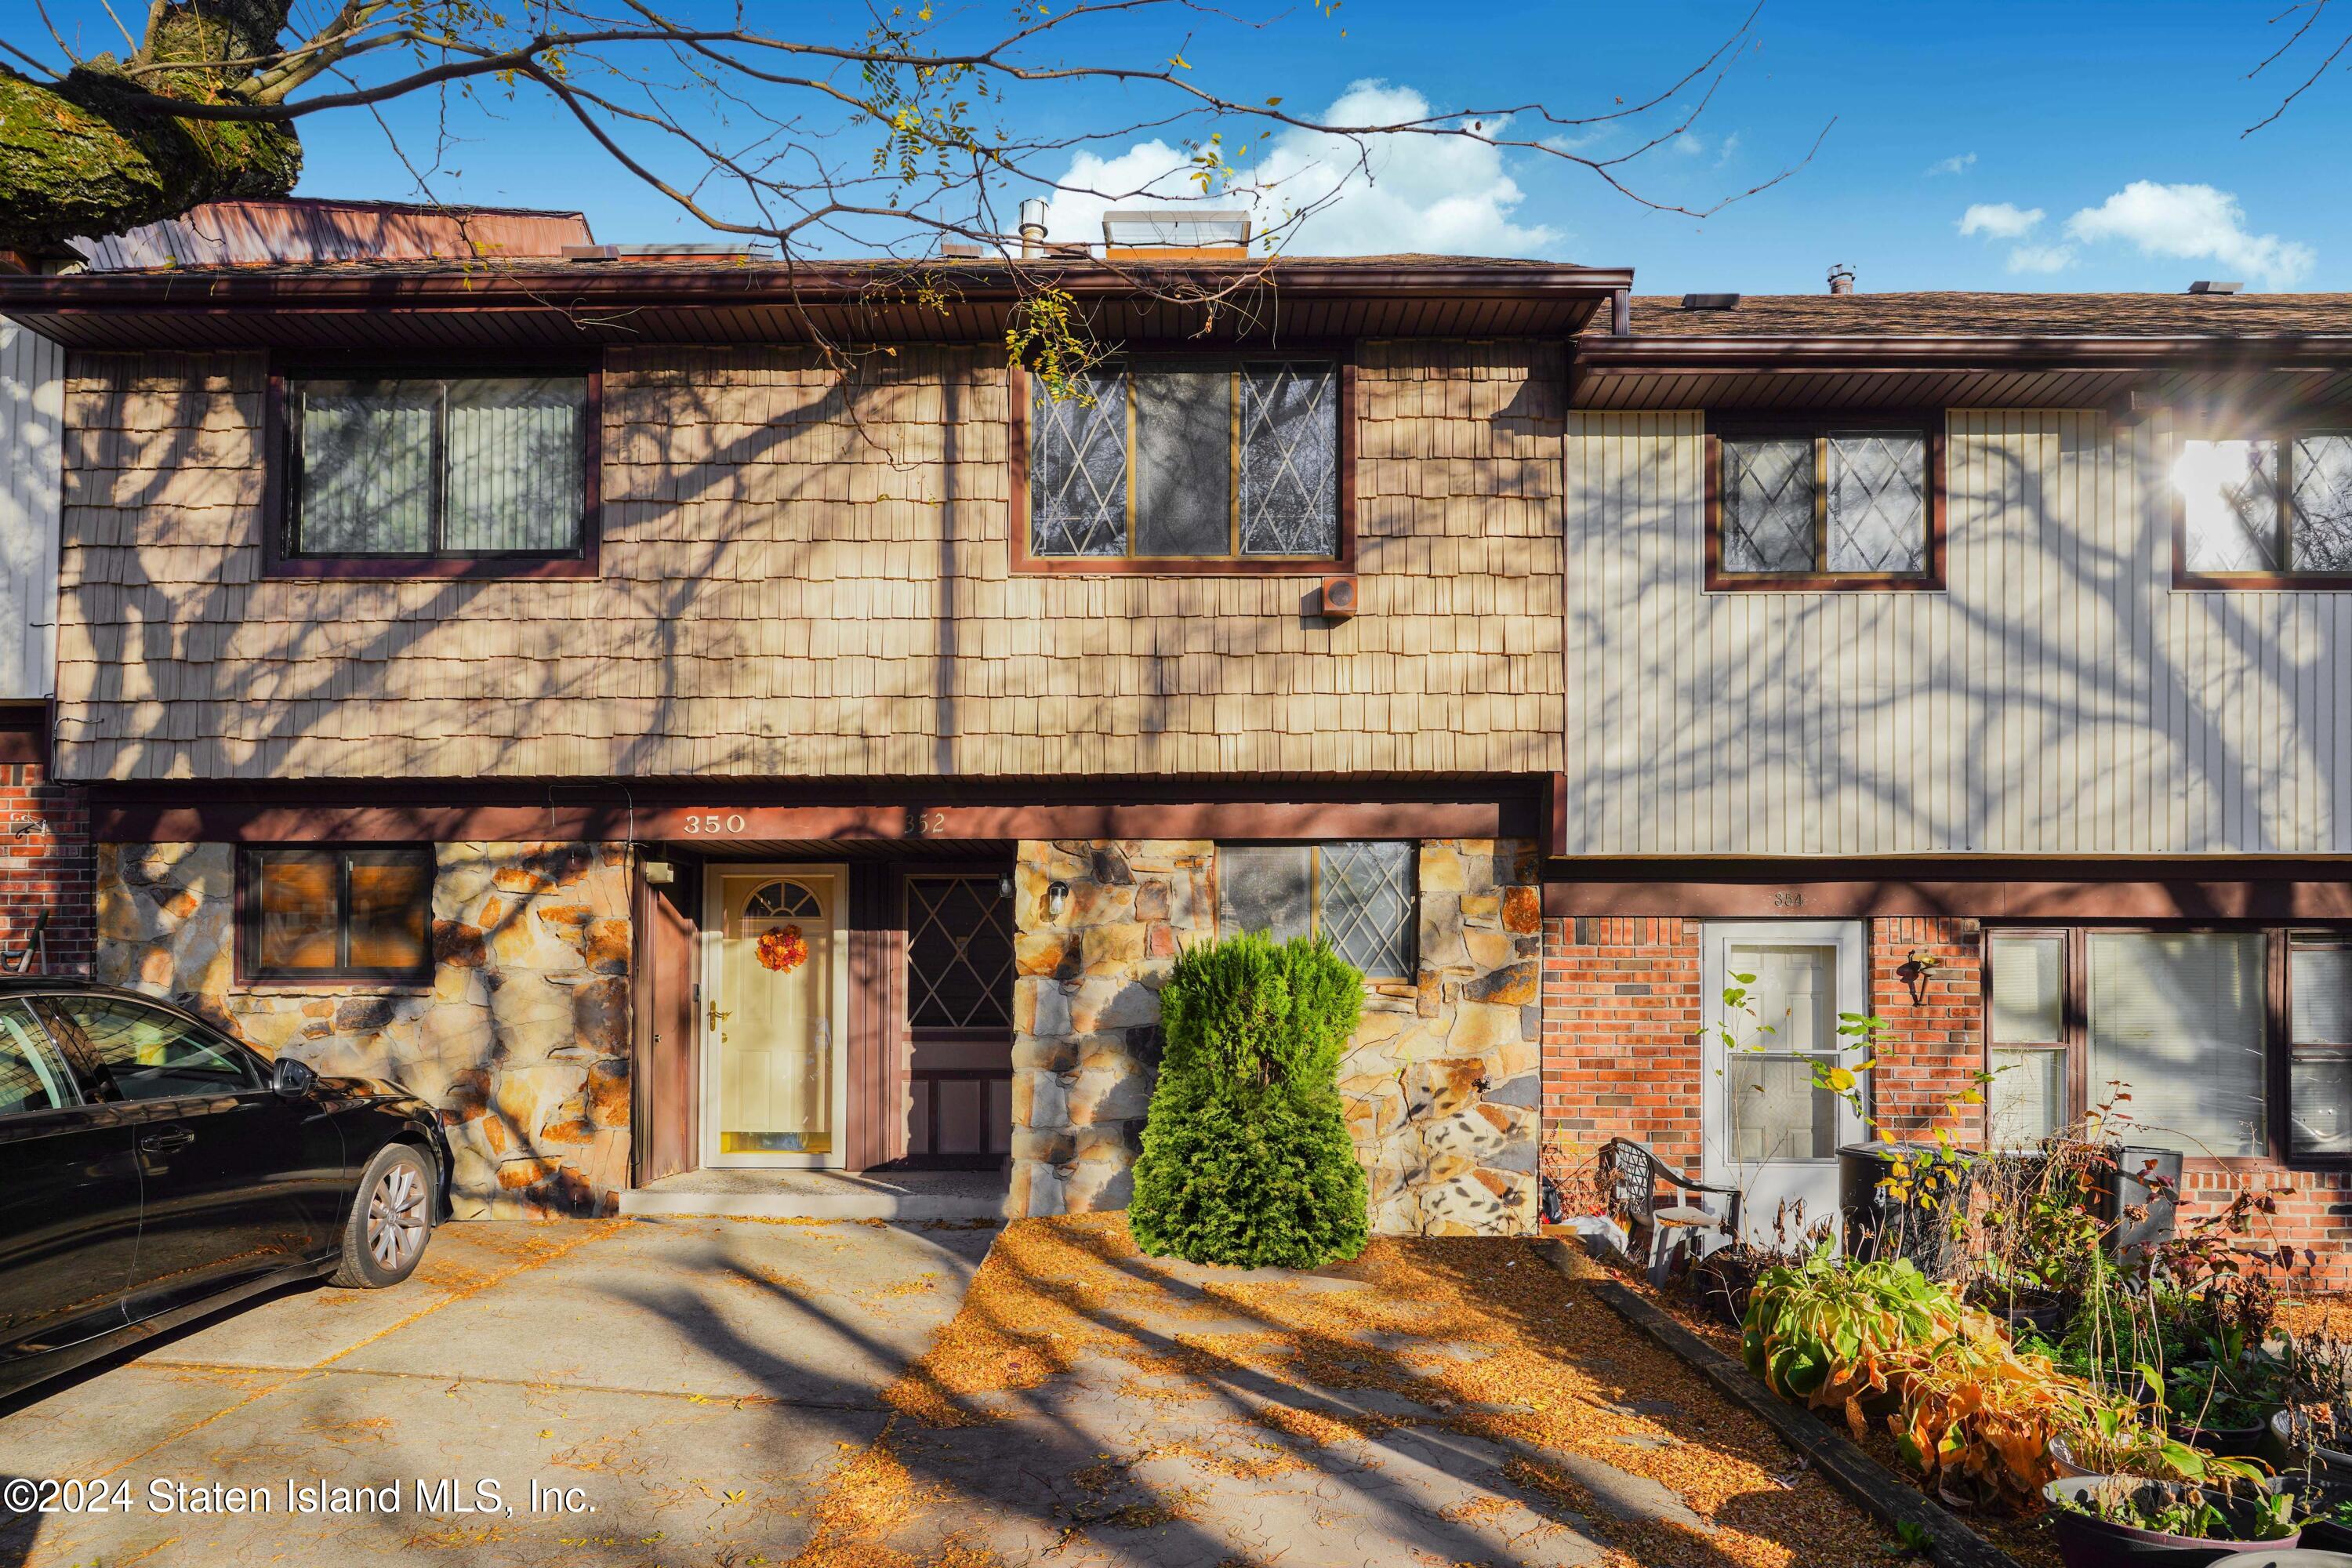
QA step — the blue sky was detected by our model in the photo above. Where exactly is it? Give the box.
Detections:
[263,0,2352,295]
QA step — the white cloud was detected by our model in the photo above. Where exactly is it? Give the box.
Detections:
[1714,132,1743,169]
[1672,132,1706,157]
[2007,244,2075,274]
[1929,152,1977,176]
[2063,180,2314,285]
[1958,201,2044,240]
[1034,79,1561,257]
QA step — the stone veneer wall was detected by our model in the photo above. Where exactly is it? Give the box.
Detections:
[95,840,632,1218]
[1007,837,1541,1236]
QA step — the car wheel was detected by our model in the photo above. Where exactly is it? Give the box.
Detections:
[330,1143,435,1289]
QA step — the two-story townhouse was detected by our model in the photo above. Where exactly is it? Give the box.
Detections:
[0,238,1601,1236]
[2,245,2348,1272]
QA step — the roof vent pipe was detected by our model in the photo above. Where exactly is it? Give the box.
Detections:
[1018,198,1049,257]
[1828,263,1856,296]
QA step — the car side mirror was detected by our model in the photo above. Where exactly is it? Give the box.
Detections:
[271,1056,318,1098]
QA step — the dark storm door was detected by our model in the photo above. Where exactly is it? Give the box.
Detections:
[902,872,1015,1168]
[634,873,699,1184]
[0,998,140,1361]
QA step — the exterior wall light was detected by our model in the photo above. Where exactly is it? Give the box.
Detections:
[1046,880,1070,919]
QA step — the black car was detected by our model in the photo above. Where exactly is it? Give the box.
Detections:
[0,977,449,1399]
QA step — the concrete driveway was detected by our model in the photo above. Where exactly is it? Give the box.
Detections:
[0,1216,996,1568]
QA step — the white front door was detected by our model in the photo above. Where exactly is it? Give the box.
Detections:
[1700,920,1867,1246]
[702,866,849,1168]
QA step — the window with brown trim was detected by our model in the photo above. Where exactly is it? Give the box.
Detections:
[1014,358,1351,572]
[269,367,601,579]
[1705,422,1947,590]
[239,846,434,983]
[1980,924,2352,1166]
[2172,429,2352,586]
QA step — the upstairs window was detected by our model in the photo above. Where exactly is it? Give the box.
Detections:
[1707,424,1944,590]
[1022,360,1345,570]
[278,373,592,573]
[2174,431,2352,585]
[241,846,434,983]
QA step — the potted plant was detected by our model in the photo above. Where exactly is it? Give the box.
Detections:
[2045,1475,2300,1567]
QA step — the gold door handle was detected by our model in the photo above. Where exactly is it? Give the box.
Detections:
[707,1002,731,1031]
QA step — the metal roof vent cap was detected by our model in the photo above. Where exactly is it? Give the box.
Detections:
[1681,292,1740,311]
[1102,209,1250,260]
[1828,263,1856,296]
[2188,280,2244,294]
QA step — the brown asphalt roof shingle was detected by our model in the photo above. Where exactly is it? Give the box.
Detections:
[1604,291,2352,339]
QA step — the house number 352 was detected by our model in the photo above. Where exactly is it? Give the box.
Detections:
[682,813,746,834]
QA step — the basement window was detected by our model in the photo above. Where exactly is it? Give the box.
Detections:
[1707,423,1946,590]
[240,847,434,984]
[2173,430,2352,586]
[1021,360,1348,572]
[274,371,597,578]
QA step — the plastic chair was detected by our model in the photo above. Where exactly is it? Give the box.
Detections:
[1598,1137,1742,1287]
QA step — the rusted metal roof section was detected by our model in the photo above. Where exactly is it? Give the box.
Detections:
[83,198,593,270]
[0,255,1632,349]
[73,198,593,272]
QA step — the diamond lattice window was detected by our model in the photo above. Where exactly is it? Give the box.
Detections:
[1028,367,1129,557]
[2292,435,2352,572]
[1029,360,1339,563]
[1717,428,1931,583]
[1215,841,1415,981]
[1318,841,1415,979]
[1722,438,1817,572]
[1240,363,1339,555]
[1826,431,1928,574]
[2179,438,2283,573]
[906,876,1015,1030]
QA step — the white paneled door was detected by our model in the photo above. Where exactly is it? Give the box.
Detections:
[702,866,848,1168]
[1700,921,1867,1246]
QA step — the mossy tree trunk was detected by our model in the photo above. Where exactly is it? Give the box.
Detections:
[1,1,303,252]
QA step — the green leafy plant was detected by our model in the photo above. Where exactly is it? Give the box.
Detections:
[2053,1477,2296,1543]
[1127,931,1370,1269]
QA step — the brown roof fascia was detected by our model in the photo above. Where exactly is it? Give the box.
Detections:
[1572,334,2352,376]
[0,258,1635,317]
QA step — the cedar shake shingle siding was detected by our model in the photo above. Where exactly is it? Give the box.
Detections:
[53,343,1566,782]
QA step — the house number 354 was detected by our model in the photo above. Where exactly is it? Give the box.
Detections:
[681,813,746,834]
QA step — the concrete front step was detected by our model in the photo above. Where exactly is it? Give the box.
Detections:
[617,1167,1008,1221]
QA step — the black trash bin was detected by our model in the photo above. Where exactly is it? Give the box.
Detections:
[1839,1142,1974,1278]
[2096,1144,2182,1257]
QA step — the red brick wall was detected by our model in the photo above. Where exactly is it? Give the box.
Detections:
[1539,912,2347,1284]
[2183,1163,2352,1292]
[1540,916,1704,1171]
[0,733,93,977]
[1867,916,1984,1143]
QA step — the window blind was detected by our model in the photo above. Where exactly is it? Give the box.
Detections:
[2086,931,2266,1156]
[1990,933,2064,1044]
[298,383,434,554]
[445,377,584,553]
[2292,938,2352,1156]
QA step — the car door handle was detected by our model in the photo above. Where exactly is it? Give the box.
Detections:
[139,1127,195,1154]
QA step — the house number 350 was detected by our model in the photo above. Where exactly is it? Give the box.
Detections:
[682,813,746,834]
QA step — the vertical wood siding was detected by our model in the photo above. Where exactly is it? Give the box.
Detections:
[1563,409,2352,855]
[0,319,63,699]
[53,343,1565,781]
